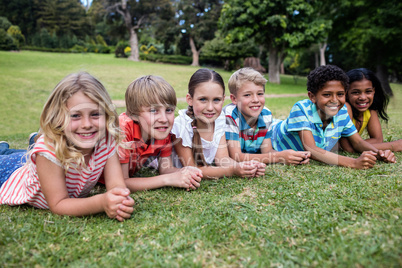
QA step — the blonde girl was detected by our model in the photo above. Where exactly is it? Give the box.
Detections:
[0,72,134,221]
[172,68,266,179]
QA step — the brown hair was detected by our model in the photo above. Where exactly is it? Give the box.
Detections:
[186,68,225,166]
[125,75,177,117]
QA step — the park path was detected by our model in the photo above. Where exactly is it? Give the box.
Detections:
[112,93,306,108]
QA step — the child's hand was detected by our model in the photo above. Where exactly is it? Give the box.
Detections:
[279,150,311,165]
[171,167,202,191]
[234,161,265,178]
[354,151,377,169]
[103,187,134,221]
[233,161,257,177]
[376,150,396,163]
[251,160,266,177]
[116,195,135,222]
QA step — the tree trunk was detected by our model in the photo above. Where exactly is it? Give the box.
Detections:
[189,36,200,66]
[376,64,393,96]
[319,42,327,66]
[268,46,281,84]
[128,27,140,61]
[314,51,319,68]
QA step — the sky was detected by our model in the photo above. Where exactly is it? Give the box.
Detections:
[81,0,92,8]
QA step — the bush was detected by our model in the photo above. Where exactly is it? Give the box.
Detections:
[7,25,25,48]
[140,53,192,65]
[115,41,130,58]
[0,29,17,50]
[21,46,72,53]
[0,16,11,31]
[70,44,86,53]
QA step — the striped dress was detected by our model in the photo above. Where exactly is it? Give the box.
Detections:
[271,99,357,152]
[0,135,116,209]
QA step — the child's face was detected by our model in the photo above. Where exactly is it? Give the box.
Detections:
[135,105,175,142]
[308,80,346,122]
[65,91,106,155]
[186,82,225,126]
[230,81,265,125]
[347,78,375,114]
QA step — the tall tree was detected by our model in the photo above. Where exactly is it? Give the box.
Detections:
[220,0,329,84]
[0,0,39,36]
[175,0,222,66]
[102,0,174,61]
[328,0,402,94]
[36,0,89,38]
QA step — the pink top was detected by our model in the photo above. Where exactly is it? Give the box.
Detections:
[0,134,116,209]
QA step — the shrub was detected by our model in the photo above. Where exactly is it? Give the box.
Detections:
[115,40,130,58]
[0,29,17,50]
[7,25,25,48]
[140,53,192,65]
[0,16,11,31]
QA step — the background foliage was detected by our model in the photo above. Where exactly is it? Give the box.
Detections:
[0,0,400,87]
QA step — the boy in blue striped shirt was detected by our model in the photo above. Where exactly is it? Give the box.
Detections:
[224,67,311,165]
[271,65,395,169]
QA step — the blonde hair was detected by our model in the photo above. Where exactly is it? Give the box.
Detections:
[125,75,177,116]
[228,67,267,95]
[38,72,120,169]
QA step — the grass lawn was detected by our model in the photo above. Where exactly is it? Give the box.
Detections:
[0,51,401,267]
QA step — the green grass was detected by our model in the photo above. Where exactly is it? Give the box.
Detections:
[0,51,401,267]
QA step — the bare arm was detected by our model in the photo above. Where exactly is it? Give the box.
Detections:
[298,130,376,169]
[365,110,384,143]
[227,139,310,165]
[37,154,132,221]
[347,132,396,163]
[174,136,240,179]
[122,154,202,192]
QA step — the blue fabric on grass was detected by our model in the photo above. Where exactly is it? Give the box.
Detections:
[0,152,27,188]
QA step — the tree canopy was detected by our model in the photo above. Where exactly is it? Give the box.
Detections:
[219,0,330,83]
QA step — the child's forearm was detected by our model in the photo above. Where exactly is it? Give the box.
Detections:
[198,165,235,179]
[306,144,358,168]
[48,194,106,217]
[352,139,378,153]
[125,175,171,192]
[158,166,179,174]
[230,151,273,164]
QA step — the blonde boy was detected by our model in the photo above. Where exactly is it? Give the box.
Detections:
[223,68,310,164]
[120,75,202,191]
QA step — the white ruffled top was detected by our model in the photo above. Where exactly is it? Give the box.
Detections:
[171,109,226,167]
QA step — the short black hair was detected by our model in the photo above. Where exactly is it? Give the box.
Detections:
[307,65,349,94]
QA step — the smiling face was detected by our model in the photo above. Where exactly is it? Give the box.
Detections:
[347,78,375,114]
[230,81,265,127]
[186,81,225,127]
[65,90,106,155]
[134,104,175,142]
[308,80,346,122]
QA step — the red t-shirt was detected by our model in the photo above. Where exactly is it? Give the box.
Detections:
[118,112,172,176]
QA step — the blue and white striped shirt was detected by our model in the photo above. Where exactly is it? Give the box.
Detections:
[271,99,357,152]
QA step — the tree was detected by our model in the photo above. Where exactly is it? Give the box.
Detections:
[328,0,402,94]
[36,0,90,38]
[175,0,223,66]
[202,33,258,70]
[220,0,329,84]
[0,0,39,37]
[102,0,174,61]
